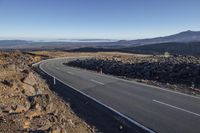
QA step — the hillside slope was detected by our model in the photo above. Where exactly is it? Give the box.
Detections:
[0,51,94,133]
[120,30,200,46]
[123,42,200,55]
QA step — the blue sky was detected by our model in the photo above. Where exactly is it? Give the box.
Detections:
[0,0,200,40]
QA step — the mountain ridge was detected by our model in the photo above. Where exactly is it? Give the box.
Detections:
[0,30,200,49]
[117,30,200,46]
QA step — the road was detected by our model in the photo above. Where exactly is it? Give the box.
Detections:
[39,58,200,133]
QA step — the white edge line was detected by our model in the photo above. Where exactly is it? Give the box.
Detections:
[153,100,200,117]
[33,57,200,100]
[39,62,155,133]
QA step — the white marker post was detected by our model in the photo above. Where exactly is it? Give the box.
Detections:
[53,76,56,85]
[100,68,103,74]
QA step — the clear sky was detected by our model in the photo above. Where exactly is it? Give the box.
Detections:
[0,0,200,40]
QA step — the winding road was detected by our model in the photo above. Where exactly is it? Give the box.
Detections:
[39,58,200,133]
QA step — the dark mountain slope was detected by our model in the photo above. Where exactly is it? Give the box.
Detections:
[119,30,200,46]
[123,42,200,55]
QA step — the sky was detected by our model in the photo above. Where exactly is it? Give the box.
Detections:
[0,0,200,40]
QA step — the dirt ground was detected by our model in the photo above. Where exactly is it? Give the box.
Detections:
[0,51,95,133]
[29,51,148,58]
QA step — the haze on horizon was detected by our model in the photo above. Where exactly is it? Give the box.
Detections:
[0,0,200,40]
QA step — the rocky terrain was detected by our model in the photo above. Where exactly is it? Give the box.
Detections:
[0,51,94,133]
[66,54,200,95]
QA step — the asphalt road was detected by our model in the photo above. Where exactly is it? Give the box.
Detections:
[39,58,200,133]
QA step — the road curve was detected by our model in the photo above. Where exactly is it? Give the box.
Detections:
[39,58,200,133]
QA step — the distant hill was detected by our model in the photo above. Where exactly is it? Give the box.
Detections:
[122,42,200,55]
[118,30,200,46]
[0,40,30,46]
[68,42,200,56]
[0,40,118,50]
[1,30,200,55]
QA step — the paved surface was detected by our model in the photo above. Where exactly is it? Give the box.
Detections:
[40,58,200,133]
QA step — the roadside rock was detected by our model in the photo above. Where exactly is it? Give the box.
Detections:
[22,83,37,96]
[1,79,14,87]
[1,106,12,113]
[29,94,50,111]
[0,51,94,133]
[66,55,200,93]
[9,104,29,114]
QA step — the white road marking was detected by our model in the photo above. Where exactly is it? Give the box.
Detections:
[153,99,200,117]
[55,67,60,70]
[35,57,200,99]
[55,66,74,75]
[67,64,200,100]
[90,79,105,85]
[39,63,155,133]
[67,71,74,75]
